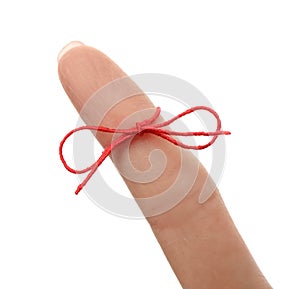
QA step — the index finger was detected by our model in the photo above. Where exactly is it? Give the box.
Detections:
[58,42,272,289]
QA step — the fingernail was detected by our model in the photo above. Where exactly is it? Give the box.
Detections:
[57,41,84,62]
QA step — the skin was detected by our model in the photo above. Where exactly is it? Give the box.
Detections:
[58,41,273,289]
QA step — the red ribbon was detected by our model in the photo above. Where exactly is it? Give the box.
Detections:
[59,106,231,195]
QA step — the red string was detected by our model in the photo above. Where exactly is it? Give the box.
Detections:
[59,106,231,195]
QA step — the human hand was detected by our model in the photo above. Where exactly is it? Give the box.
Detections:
[58,41,272,289]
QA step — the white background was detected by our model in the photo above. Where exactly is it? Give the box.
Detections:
[1,1,299,288]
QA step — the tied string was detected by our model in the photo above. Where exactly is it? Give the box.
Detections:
[59,106,231,195]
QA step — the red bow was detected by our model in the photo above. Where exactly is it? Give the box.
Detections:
[59,106,230,194]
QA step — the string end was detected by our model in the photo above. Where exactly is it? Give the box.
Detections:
[75,184,83,195]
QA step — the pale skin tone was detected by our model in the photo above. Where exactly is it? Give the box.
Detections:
[58,41,273,289]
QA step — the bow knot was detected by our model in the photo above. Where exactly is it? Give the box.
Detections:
[135,106,161,135]
[59,106,230,195]
[136,121,145,135]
